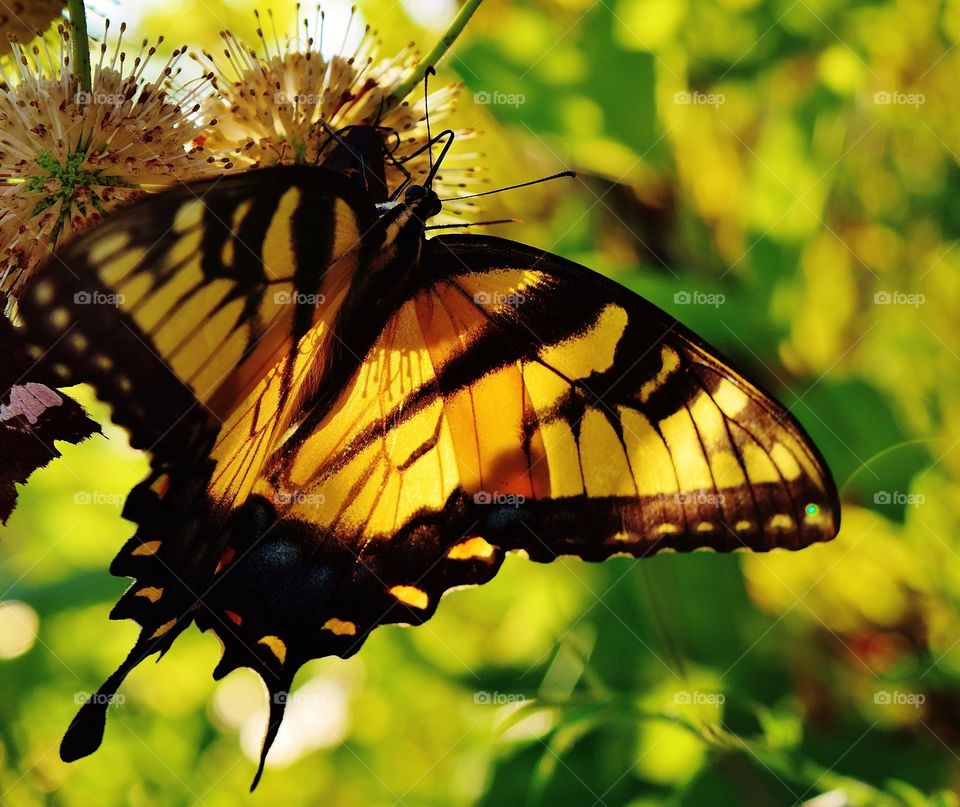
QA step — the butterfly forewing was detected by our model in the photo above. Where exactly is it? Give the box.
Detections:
[267,234,838,561]
[18,168,378,453]
[16,166,387,768]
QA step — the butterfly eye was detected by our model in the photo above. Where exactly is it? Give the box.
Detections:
[401,184,443,223]
[404,184,442,219]
[404,184,426,202]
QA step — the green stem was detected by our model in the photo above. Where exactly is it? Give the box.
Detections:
[503,695,903,806]
[718,730,902,807]
[388,0,485,106]
[839,437,935,496]
[66,0,92,93]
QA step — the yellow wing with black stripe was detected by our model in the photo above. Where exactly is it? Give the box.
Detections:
[19,167,378,457]
[268,235,838,554]
[16,166,387,771]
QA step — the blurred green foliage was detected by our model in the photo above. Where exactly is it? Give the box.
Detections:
[3,0,960,804]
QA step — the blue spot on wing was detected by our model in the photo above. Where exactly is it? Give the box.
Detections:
[484,506,525,531]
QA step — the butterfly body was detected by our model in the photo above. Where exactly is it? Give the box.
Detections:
[15,127,840,785]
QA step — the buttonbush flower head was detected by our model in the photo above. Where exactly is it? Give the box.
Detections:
[195,5,483,214]
[0,23,221,298]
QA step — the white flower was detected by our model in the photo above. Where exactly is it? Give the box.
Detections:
[195,6,483,214]
[0,23,222,297]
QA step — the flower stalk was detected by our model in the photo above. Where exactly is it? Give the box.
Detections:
[388,0,485,106]
[194,7,484,214]
[65,0,91,91]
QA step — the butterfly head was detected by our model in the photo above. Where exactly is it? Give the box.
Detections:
[404,183,442,222]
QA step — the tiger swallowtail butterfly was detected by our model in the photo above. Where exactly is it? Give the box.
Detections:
[15,124,840,787]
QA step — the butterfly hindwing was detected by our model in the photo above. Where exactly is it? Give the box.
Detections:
[263,233,838,560]
[409,235,841,556]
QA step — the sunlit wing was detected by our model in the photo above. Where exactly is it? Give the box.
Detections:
[18,167,377,455]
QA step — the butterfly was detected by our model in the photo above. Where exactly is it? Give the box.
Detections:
[16,124,840,787]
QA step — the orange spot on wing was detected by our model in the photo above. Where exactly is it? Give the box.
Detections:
[131,540,162,557]
[215,547,236,574]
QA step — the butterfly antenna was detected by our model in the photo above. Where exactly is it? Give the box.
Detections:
[425,218,519,230]
[424,65,436,183]
[388,128,457,200]
[374,93,387,127]
[425,130,455,188]
[315,118,352,162]
[438,171,576,202]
